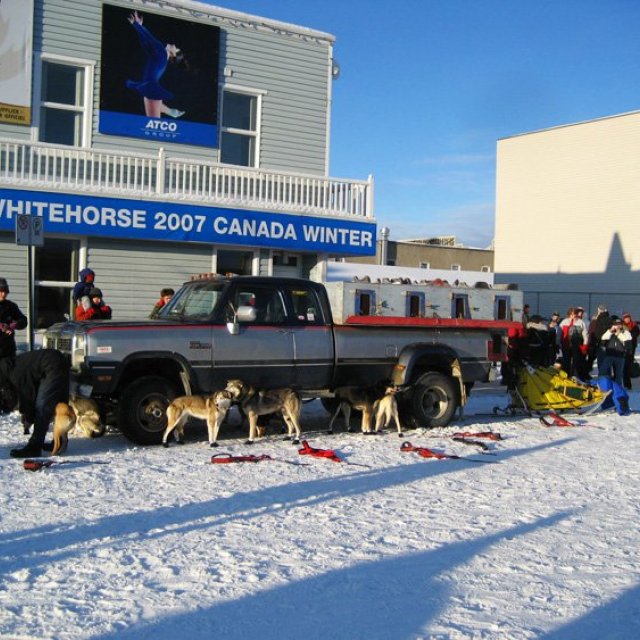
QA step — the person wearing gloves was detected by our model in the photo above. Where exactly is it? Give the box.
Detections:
[75,288,112,320]
[0,278,28,363]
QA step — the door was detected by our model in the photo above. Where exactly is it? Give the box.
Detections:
[211,283,295,389]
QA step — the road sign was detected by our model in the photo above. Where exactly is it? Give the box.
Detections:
[15,214,44,246]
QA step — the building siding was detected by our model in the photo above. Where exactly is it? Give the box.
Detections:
[87,238,213,318]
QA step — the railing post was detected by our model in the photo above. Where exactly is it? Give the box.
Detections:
[157,147,166,195]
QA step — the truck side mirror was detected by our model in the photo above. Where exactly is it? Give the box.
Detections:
[227,305,256,334]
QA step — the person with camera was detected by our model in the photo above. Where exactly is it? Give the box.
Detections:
[598,317,632,387]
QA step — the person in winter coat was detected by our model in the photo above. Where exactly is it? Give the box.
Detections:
[0,278,28,363]
[598,317,632,387]
[622,312,639,389]
[72,268,96,306]
[587,304,611,372]
[525,316,556,367]
[75,288,112,321]
[559,307,590,380]
[0,349,70,458]
[149,287,175,319]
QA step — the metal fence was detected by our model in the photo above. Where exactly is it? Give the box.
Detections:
[525,291,640,320]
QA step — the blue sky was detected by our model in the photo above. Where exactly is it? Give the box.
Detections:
[206,0,640,247]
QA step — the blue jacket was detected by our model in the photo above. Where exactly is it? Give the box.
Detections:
[72,269,95,305]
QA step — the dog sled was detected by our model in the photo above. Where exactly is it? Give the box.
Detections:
[495,363,610,416]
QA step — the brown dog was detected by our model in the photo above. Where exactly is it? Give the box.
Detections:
[162,390,233,447]
[373,386,403,436]
[225,379,302,444]
[327,386,380,434]
[51,397,105,455]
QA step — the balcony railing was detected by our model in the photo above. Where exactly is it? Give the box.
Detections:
[0,138,373,219]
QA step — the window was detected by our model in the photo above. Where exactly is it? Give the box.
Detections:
[481,265,491,273]
[34,238,79,329]
[229,284,286,325]
[494,295,511,321]
[288,287,323,324]
[406,292,425,317]
[451,264,462,271]
[220,89,260,167]
[419,261,430,269]
[38,59,91,146]
[355,289,376,316]
[451,294,470,319]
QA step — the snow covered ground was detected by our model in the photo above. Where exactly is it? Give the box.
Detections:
[1,386,639,640]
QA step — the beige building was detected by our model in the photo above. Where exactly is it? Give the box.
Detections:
[348,234,494,273]
[495,111,640,319]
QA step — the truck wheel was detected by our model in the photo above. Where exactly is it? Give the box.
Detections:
[118,376,178,445]
[409,372,458,428]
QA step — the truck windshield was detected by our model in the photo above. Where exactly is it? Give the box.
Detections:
[162,283,225,320]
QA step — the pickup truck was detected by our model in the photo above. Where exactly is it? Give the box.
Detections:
[43,274,522,444]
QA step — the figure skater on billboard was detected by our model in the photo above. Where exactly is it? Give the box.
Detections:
[126,11,186,119]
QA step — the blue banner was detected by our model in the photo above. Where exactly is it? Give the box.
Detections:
[99,111,218,148]
[0,189,376,255]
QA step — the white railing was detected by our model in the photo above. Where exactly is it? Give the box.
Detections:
[0,138,373,219]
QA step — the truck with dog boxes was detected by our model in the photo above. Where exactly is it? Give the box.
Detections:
[43,274,523,444]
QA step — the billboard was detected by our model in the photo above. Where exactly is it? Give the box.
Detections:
[99,4,220,148]
[0,0,34,125]
[0,189,377,256]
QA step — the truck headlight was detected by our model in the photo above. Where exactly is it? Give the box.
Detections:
[71,334,86,369]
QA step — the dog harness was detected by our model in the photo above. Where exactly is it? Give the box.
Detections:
[297,440,342,462]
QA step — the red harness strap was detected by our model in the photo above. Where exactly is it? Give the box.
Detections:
[451,431,503,441]
[539,413,575,427]
[400,441,459,460]
[298,440,342,463]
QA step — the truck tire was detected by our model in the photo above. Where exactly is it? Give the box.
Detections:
[408,372,458,428]
[118,376,179,445]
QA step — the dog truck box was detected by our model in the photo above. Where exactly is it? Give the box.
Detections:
[42,274,523,445]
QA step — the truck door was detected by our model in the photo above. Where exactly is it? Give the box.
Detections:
[211,283,296,389]
[286,285,334,388]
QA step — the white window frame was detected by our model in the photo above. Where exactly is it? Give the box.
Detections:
[219,83,264,167]
[451,263,462,271]
[480,265,491,273]
[419,261,430,269]
[32,53,95,147]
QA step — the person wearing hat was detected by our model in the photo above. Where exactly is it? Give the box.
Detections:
[547,311,562,361]
[598,316,632,388]
[622,312,639,389]
[72,268,96,306]
[75,287,112,321]
[0,278,28,363]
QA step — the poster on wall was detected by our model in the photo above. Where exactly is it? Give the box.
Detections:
[99,4,220,148]
[0,0,34,125]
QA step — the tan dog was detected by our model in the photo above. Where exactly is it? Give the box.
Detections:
[162,390,233,448]
[225,379,302,444]
[51,397,105,455]
[373,386,403,436]
[327,386,380,434]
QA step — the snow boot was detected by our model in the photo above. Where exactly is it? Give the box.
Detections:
[10,442,42,458]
